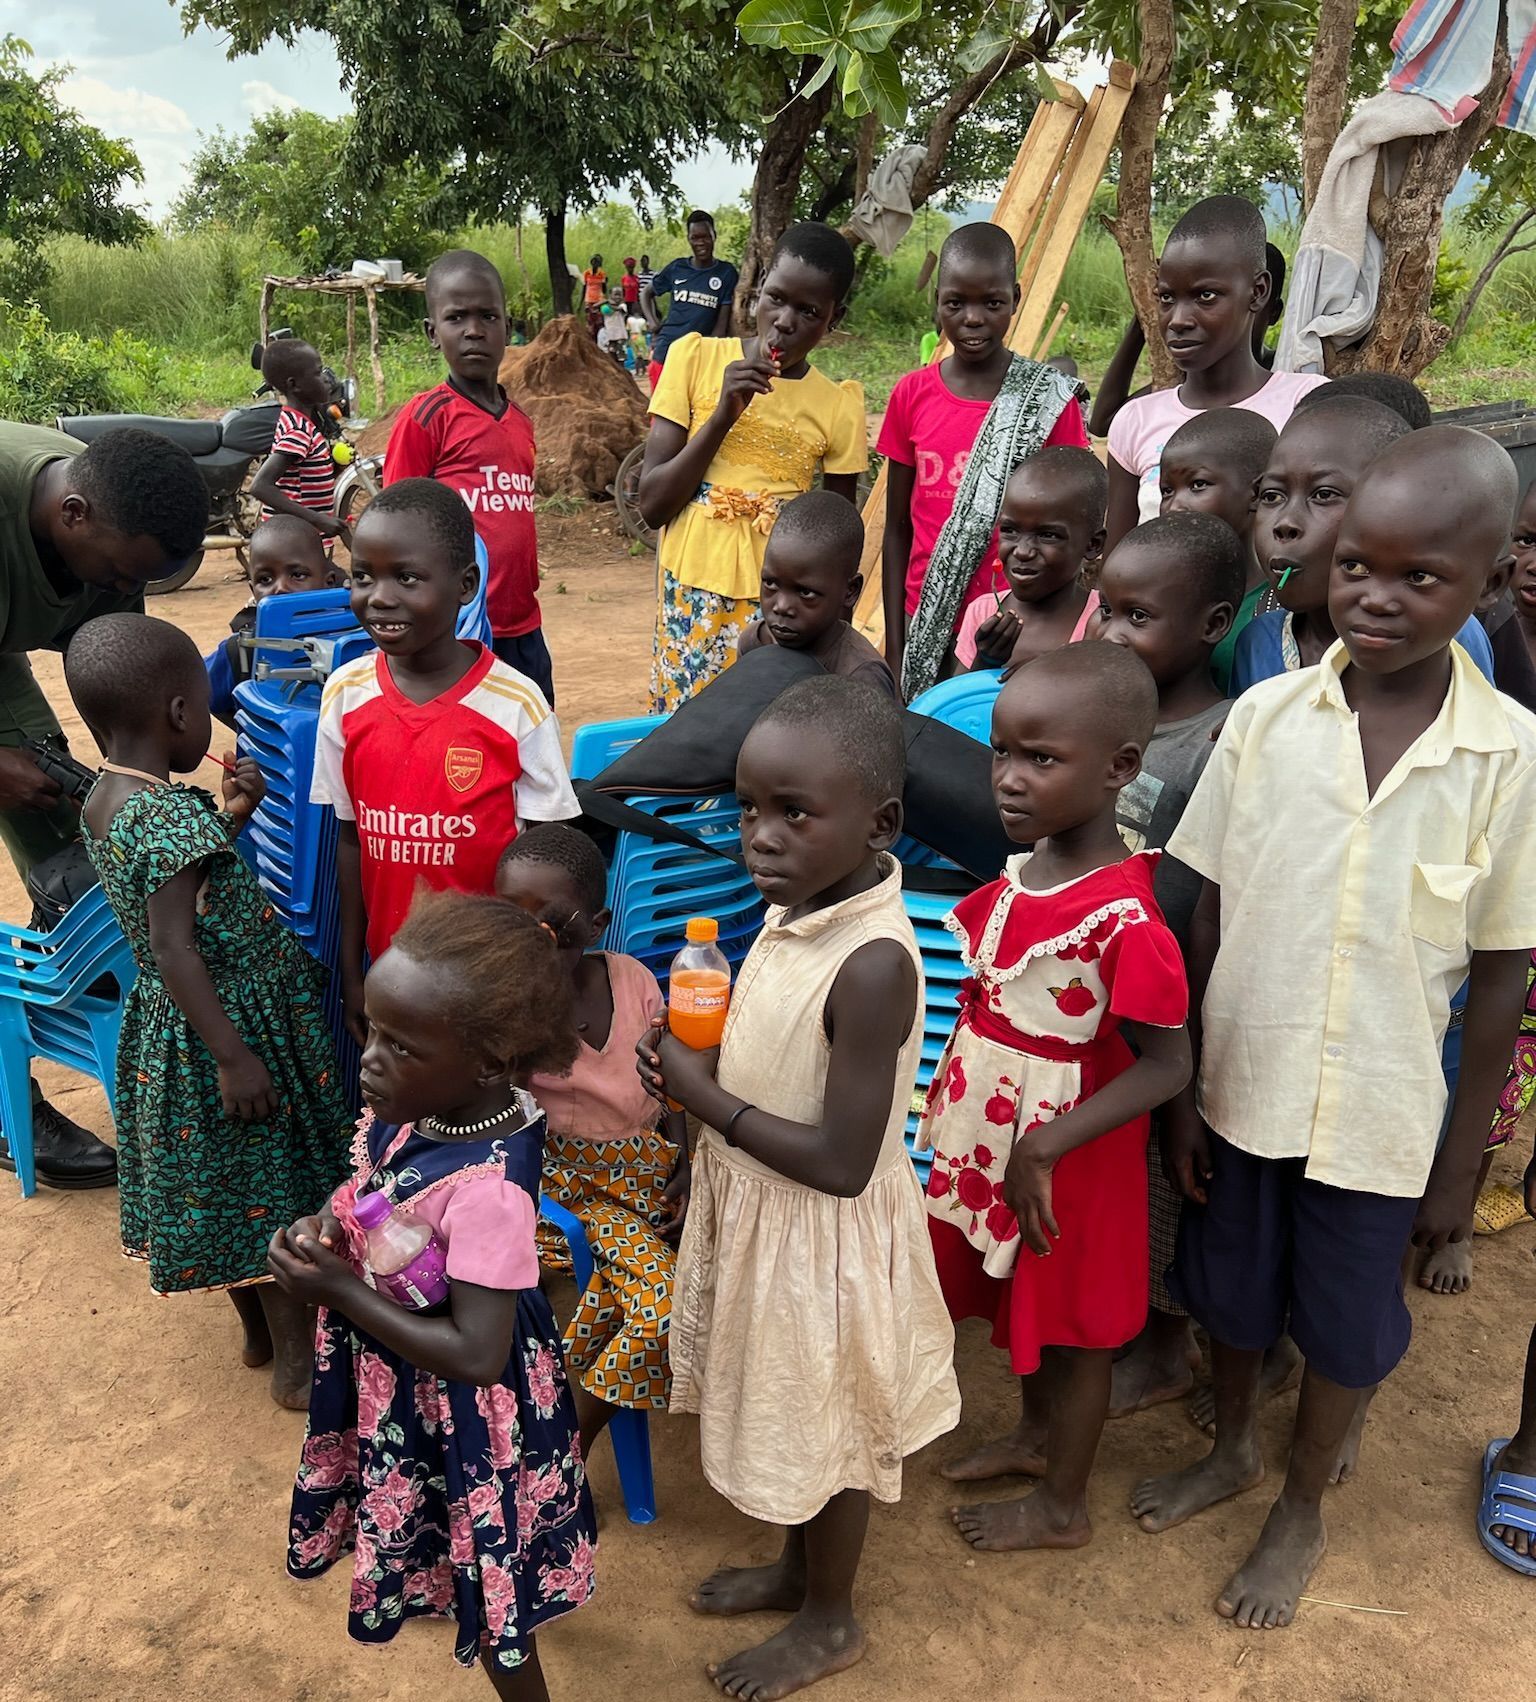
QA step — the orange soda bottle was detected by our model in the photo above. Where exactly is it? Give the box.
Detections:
[667,917,732,1050]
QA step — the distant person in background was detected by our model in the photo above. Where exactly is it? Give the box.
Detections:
[597,303,629,366]
[641,211,739,392]
[583,253,607,338]
[620,256,641,312]
[509,318,529,348]
[637,252,654,298]
[249,339,347,552]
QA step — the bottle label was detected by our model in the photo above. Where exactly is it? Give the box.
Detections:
[671,984,729,1017]
[369,1241,450,1310]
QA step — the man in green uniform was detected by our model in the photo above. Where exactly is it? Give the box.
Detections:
[0,421,205,1187]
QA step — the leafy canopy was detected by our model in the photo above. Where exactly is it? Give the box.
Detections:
[0,35,149,300]
[179,2,750,224]
[172,109,445,273]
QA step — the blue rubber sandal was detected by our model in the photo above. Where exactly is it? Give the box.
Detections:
[1479,1439,1536,1577]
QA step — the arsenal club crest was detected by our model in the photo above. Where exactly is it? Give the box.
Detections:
[445,746,483,792]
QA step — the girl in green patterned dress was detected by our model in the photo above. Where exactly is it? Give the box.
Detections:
[66,613,351,1408]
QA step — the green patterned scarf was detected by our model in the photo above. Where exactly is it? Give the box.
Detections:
[901,357,1088,702]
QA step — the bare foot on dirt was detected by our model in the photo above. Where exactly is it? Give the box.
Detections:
[1215,1495,1327,1629]
[708,1610,865,1700]
[1418,1238,1473,1296]
[939,1424,1047,1482]
[1131,1446,1264,1534]
[692,1557,806,1617]
[1189,1337,1301,1436]
[1108,1326,1200,1419]
[951,1492,1091,1552]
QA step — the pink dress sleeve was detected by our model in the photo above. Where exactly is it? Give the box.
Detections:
[1044,397,1089,449]
[436,1175,539,1290]
[1100,917,1189,1028]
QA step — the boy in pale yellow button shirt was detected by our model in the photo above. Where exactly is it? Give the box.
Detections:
[1129,427,1536,1628]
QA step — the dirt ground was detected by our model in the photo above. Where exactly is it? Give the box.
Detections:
[1,508,1534,1702]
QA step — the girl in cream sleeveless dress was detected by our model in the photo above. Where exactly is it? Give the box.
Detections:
[668,856,961,1524]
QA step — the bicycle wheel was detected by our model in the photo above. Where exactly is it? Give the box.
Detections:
[613,443,658,550]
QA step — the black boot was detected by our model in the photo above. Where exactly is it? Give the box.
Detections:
[0,1097,117,1190]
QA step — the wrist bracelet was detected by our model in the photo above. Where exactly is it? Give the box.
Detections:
[721,1102,754,1146]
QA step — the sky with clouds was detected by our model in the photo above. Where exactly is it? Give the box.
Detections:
[4,0,750,223]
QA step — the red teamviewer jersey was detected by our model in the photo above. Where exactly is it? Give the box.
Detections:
[311,643,579,960]
[384,381,542,638]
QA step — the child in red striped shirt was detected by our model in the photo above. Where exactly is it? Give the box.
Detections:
[250,340,346,551]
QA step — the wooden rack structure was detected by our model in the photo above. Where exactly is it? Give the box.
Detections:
[852,60,1137,643]
[258,272,427,411]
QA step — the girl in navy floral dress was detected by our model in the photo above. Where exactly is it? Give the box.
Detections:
[269,892,595,1699]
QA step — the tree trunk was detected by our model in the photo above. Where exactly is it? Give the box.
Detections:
[1448,205,1536,345]
[544,197,573,317]
[1107,0,1175,389]
[736,65,839,325]
[854,112,879,205]
[1333,26,1511,377]
[1302,0,1358,215]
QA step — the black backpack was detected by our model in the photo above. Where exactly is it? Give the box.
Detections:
[576,647,1009,890]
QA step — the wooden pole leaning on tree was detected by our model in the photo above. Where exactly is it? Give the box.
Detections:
[851,62,1135,645]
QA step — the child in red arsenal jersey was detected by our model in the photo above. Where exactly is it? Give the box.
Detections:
[384,249,555,702]
[312,479,579,1043]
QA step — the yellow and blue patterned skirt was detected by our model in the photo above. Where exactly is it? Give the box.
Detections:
[649,565,758,713]
[536,1130,678,1409]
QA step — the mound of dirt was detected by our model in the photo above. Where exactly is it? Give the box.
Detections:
[499,315,650,498]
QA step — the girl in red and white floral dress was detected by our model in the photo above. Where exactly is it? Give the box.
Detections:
[919,644,1191,1554]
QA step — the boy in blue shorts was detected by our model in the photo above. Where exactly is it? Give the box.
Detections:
[1131,427,1536,1629]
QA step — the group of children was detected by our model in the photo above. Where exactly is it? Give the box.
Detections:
[43,187,1536,1700]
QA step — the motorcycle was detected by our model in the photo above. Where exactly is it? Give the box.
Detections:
[56,331,381,595]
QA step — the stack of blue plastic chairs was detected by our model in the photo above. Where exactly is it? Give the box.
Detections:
[0,885,136,1197]
[569,717,763,993]
[898,674,1001,1180]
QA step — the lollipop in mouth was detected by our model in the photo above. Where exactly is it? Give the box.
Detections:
[766,342,784,364]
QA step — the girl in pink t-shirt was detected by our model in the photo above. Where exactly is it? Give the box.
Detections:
[271,892,596,1697]
[496,822,689,1477]
[878,224,1087,697]
[1105,197,1324,551]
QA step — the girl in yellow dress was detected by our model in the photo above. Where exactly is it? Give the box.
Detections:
[637,221,868,711]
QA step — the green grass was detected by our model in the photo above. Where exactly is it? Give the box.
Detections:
[5,212,1532,425]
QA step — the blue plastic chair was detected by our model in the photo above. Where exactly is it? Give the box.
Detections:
[0,887,135,1198]
[538,1196,658,1525]
[570,715,666,783]
[908,672,1003,745]
[900,881,972,1181]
